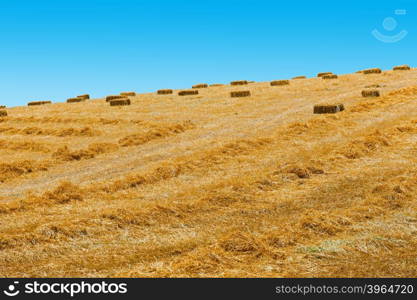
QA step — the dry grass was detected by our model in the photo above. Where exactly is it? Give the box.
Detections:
[1,68,417,278]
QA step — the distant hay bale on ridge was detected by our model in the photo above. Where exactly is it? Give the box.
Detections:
[109,98,131,106]
[0,110,7,117]
[106,95,125,102]
[178,90,199,96]
[28,101,52,106]
[231,91,251,98]
[231,80,248,86]
[192,84,208,89]
[292,76,306,79]
[362,90,380,97]
[77,94,90,100]
[67,98,85,103]
[363,68,382,74]
[317,72,333,77]
[322,74,338,80]
[157,89,173,95]
[120,92,136,96]
[314,104,344,114]
[393,65,410,71]
[270,80,289,86]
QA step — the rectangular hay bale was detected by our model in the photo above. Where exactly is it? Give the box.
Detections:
[270,80,289,86]
[314,104,345,114]
[292,76,306,79]
[192,84,208,89]
[109,98,131,106]
[178,90,199,96]
[362,90,380,97]
[363,68,382,74]
[120,92,136,96]
[77,94,90,100]
[0,110,7,117]
[322,74,338,79]
[67,98,85,103]
[230,80,248,86]
[28,101,52,106]
[157,89,173,95]
[393,65,410,71]
[106,95,125,102]
[317,72,333,77]
[231,91,251,98]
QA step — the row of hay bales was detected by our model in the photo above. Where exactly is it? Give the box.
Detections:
[21,64,412,108]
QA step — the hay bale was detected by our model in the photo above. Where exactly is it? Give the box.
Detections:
[0,110,7,117]
[362,90,380,97]
[77,94,90,100]
[365,84,381,88]
[314,104,344,114]
[120,92,136,96]
[270,80,289,86]
[292,76,306,79]
[322,74,338,80]
[393,65,410,71]
[363,68,382,74]
[106,95,125,102]
[157,89,173,95]
[28,101,52,106]
[231,91,251,98]
[210,84,224,87]
[231,80,248,86]
[317,72,333,77]
[192,84,208,89]
[67,98,84,103]
[178,90,199,96]
[109,98,131,106]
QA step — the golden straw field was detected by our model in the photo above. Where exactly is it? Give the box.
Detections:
[0,68,416,277]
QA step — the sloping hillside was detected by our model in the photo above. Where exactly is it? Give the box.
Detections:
[0,68,416,277]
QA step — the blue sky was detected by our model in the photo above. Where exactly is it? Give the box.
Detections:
[0,0,415,107]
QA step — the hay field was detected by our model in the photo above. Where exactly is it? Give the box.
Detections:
[0,68,417,277]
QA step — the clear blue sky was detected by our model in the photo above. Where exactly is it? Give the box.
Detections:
[0,0,415,107]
